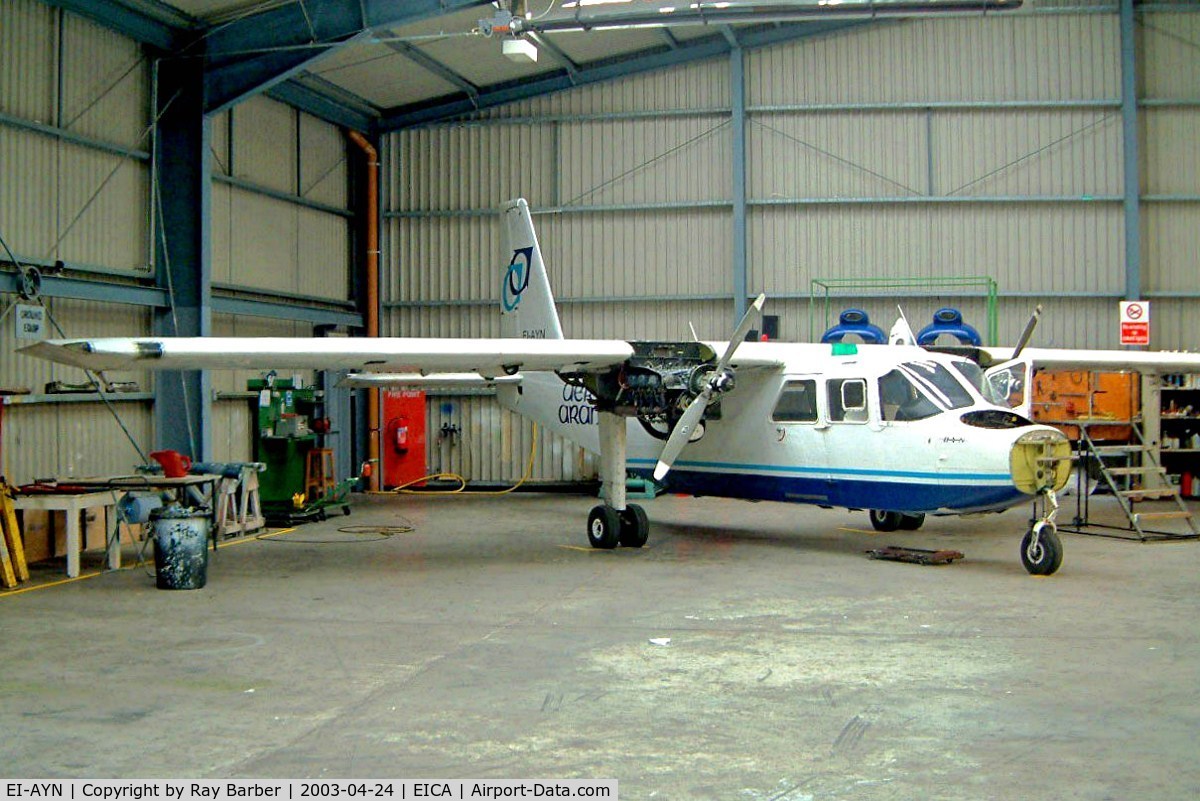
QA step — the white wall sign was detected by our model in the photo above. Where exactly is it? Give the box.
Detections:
[1119,301,1150,346]
[14,303,45,340]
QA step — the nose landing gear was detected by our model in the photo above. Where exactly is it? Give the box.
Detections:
[1022,489,1063,575]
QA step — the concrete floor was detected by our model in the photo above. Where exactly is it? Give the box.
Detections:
[2,491,1199,799]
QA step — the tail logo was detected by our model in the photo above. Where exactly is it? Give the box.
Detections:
[502,247,534,312]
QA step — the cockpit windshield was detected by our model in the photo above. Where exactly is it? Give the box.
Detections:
[951,359,989,396]
[879,360,976,422]
[900,360,975,409]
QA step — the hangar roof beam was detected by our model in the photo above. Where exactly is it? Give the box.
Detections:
[204,0,491,121]
[381,20,866,131]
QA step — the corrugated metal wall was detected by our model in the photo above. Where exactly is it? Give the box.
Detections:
[422,394,596,486]
[0,0,150,275]
[210,97,350,302]
[201,98,349,467]
[1,2,347,484]
[1,0,154,485]
[384,7,1199,483]
[1,295,155,483]
[1143,11,1200,302]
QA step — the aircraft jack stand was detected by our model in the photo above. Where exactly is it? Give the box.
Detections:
[588,412,650,549]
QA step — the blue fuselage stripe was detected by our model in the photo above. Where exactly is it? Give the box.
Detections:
[628,460,1024,513]
[627,457,1007,483]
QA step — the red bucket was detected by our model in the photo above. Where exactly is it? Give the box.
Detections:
[149,450,192,478]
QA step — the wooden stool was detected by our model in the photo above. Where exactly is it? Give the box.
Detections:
[304,448,336,502]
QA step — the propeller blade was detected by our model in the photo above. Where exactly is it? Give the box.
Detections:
[654,294,767,482]
[716,294,766,372]
[1011,304,1042,359]
[653,390,710,481]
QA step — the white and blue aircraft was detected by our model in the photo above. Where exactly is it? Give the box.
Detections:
[23,199,1200,575]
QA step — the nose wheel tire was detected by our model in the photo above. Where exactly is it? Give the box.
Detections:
[898,513,925,530]
[1021,522,1063,576]
[587,505,621,549]
[618,504,650,548]
[869,510,903,532]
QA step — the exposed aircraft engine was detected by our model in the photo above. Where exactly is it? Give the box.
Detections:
[561,340,723,440]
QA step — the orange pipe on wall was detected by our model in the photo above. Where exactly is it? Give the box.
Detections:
[347,130,380,491]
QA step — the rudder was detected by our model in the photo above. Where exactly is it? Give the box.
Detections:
[501,198,564,340]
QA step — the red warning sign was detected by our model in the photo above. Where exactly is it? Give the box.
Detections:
[1119,301,1150,346]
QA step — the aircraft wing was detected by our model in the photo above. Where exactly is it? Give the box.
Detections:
[19,337,635,376]
[339,373,522,389]
[978,346,1200,374]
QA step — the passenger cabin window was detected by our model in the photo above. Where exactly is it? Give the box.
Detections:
[772,380,818,423]
[828,378,868,423]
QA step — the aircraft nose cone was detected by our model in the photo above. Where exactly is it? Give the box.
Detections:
[1010,428,1072,495]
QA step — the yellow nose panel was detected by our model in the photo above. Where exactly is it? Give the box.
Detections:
[1011,431,1073,494]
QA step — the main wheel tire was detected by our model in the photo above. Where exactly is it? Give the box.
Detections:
[869,510,904,532]
[618,504,650,548]
[1020,523,1063,576]
[898,513,926,530]
[587,505,621,549]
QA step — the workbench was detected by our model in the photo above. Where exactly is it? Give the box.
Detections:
[11,490,121,578]
[13,474,221,578]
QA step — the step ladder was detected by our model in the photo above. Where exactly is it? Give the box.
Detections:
[0,479,30,588]
[1079,424,1199,540]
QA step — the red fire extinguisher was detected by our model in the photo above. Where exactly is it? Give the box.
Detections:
[386,417,409,454]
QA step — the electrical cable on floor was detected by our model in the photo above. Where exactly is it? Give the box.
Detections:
[378,424,540,496]
[253,520,415,544]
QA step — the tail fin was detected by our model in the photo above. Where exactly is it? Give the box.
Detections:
[501,199,563,340]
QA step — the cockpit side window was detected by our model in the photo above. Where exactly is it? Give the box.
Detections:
[879,369,940,422]
[772,379,818,423]
[828,378,868,423]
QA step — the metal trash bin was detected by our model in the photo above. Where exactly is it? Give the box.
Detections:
[151,504,210,590]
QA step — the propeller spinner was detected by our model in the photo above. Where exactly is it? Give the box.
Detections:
[653,295,766,481]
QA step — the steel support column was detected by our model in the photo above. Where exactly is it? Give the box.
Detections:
[731,45,748,326]
[153,56,212,461]
[1120,0,1141,302]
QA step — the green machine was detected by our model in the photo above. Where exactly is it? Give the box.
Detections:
[249,376,351,523]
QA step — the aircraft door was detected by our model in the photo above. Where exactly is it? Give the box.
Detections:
[984,360,1033,418]
[769,377,831,499]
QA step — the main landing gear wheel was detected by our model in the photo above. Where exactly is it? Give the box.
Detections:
[618,504,650,548]
[1020,521,1063,576]
[898,513,925,530]
[869,510,903,532]
[587,505,621,549]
